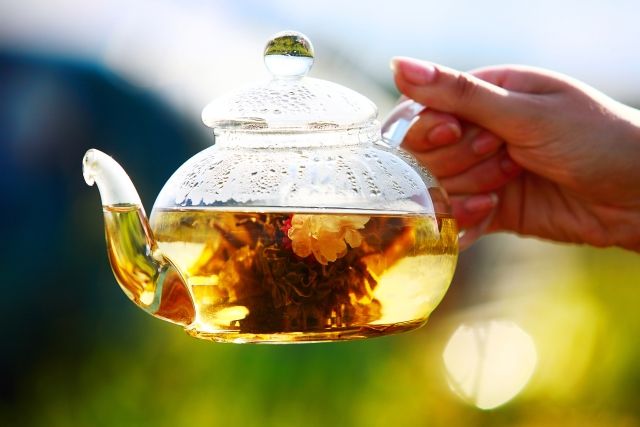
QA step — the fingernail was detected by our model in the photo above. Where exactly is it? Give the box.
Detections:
[500,156,521,175]
[391,57,437,85]
[428,123,461,145]
[389,58,399,73]
[472,133,502,155]
[464,193,498,212]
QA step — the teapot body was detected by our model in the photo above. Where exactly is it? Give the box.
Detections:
[86,31,458,343]
[141,135,458,343]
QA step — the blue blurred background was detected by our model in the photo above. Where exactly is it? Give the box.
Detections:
[1,1,640,426]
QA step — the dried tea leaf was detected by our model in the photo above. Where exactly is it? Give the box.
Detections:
[190,212,381,333]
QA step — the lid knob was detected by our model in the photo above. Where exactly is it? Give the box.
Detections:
[264,31,314,78]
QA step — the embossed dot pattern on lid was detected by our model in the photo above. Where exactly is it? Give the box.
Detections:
[201,31,377,134]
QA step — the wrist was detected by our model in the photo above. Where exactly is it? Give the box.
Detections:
[593,106,640,252]
[616,111,640,251]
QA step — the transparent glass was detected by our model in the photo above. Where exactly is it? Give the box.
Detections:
[84,31,458,343]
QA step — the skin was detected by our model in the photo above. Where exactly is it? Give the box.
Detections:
[390,57,640,251]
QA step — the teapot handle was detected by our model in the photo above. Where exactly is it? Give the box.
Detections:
[381,98,495,251]
[381,98,425,147]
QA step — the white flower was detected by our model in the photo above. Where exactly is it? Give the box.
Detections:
[287,214,370,265]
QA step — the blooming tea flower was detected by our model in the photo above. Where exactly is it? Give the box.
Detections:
[287,214,370,265]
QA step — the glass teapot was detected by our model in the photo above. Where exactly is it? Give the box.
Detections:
[83,31,458,343]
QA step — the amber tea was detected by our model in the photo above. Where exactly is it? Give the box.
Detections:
[104,205,457,342]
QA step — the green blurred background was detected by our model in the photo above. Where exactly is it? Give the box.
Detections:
[1,1,640,426]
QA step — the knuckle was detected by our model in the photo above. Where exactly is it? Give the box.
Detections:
[453,73,479,107]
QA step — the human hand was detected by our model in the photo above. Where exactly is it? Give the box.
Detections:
[391,58,640,251]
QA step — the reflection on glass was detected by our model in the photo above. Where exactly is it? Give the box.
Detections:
[442,319,537,410]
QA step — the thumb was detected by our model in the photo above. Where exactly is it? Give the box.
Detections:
[391,57,533,136]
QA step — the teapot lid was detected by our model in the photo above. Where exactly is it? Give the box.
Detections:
[201,31,378,133]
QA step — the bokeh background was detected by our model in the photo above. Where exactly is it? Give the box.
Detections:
[2,1,640,426]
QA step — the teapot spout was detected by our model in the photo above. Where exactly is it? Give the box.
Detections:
[83,149,195,326]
